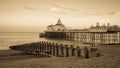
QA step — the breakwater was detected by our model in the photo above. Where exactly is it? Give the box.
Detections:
[9,41,100,59]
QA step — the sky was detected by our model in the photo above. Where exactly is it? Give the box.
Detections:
[0,0,120,32]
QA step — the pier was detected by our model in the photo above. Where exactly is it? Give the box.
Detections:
[41,19,120,45]
[44,31,120,45]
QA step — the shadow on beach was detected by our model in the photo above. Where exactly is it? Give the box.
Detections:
[0,49,34,63]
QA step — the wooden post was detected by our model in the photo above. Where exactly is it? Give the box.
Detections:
[44,42,47,58]
[39,42,42,57]
[65,45,69,57]
[51,43,54,56]
[54,43,59,57]
[70,45,75,56]
[76,46,81,57]
[41,42,44,57]
[46,42,49,51]
[52,43,55,56]
[42,41,45,58]
[49,42,52,55]
[60,44,64,57]
[84,47,89,59]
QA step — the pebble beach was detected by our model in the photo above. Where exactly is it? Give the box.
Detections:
[0,45,120,68]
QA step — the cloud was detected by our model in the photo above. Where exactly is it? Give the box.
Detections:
[24,6,120,17]
[49,7,67,14]
[105,11,120,16]
[51,3,118,16]
[84,11,102,15]
[24,6,67,15]
[53,2,64,7]
[83,10,120,16]
[107,12,116,15]
[77,8,119,16]
[52,2,80,11]
[52,3,108,17]
[24,7,45,11]
[49,8,58,12]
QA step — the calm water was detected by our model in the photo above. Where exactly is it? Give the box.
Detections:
[0,32,89,50]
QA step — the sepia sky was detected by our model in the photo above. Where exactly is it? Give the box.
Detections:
[0,0,120,32]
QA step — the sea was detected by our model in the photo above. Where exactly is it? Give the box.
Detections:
[0,32,89,50]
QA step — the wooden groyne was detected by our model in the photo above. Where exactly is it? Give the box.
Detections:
[9,41,100,58]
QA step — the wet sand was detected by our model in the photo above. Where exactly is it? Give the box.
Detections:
[0,45,120,68]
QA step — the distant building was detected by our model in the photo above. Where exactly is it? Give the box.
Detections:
[88,22,110,32]
[47,18,66,31]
